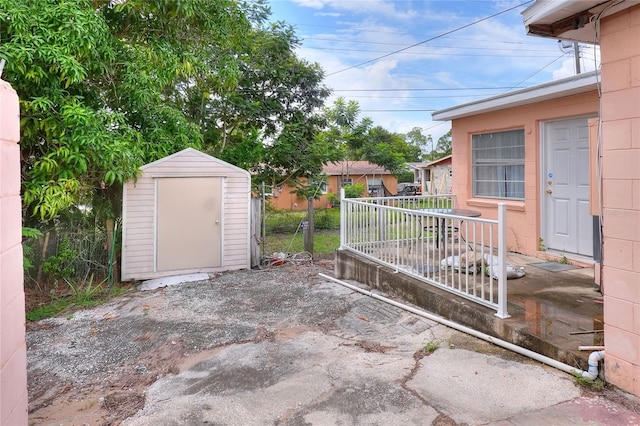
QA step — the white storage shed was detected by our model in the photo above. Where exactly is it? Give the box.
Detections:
[121,148,251,281]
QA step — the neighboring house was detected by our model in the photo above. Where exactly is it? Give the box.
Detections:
[268,161,397,210]
[431,0,640,398]
[414,155,452,195]
[522,0,640,401]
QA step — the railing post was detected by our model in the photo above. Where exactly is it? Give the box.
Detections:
[495,203,510,318]
[340,188,346,249]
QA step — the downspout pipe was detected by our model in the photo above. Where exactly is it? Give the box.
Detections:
[319,273,603,380]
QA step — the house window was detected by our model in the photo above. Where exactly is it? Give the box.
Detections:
[310,177,327,195]
[340,178,353,187]
[472,129,525,199]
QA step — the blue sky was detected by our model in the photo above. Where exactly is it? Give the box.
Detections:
[267,0,600,142]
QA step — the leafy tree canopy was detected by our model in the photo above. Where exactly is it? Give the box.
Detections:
[1,0,332,222]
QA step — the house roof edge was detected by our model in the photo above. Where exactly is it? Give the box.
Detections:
[431,70,599,121]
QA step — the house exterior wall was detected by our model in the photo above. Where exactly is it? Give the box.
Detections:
[599,4,640,397]
[268,174,397,211]
[429,164,452,194]
[122,149,251,280]
[450,91,599,256]
[0,80,28,424]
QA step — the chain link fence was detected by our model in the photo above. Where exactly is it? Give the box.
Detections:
[24,225,116,290]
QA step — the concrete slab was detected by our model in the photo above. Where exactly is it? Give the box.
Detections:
[410,348,581,425]
[336,249,604,369]
[137,273,210,291]
[27,263,639,425]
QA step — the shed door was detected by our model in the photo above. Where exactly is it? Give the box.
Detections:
[156,177,222,271]
[542,117,593,256]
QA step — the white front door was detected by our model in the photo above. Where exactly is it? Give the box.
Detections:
[542,117,593,257]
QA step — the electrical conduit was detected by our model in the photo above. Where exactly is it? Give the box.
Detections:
[319,273,603,380]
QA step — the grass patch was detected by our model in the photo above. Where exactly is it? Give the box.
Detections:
[26,279,128,321]
[571,372,605,389]
[262,230,340,255]
[264,207,341,234]
[262,207,341,255]
[424,340,440,353]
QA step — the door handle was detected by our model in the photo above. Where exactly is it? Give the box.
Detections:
[546,189,552,195]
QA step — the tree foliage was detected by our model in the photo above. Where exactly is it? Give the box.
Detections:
[435,129,453,157]
[1,0,333,223]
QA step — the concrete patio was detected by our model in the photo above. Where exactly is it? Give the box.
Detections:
[335,249,603,371]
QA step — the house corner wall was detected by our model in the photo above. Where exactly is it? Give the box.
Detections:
[599,4,640,397]
[0,80,28,424]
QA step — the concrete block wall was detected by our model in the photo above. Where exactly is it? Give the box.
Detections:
[0,79,28,424]
[600,4,640,397]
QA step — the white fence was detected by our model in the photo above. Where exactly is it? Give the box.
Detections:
[340,192,509,318]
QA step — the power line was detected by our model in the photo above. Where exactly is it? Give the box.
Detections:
[340,94,492,99]
[231,86,526,93]
[362,110,437,113]
[326,0,534,76]
[311,47,562,58]
[502,54,567,91]
[330,87,520,92]
[302,36,559,52]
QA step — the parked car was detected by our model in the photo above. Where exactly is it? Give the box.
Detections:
[396,183,421,196]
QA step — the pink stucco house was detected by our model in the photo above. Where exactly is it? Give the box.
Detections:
[268,161,397,211]
[433,1,640,397]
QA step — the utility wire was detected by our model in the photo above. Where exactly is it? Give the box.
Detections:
[232,86,524,93]
[326,0,534,76]
[501,53,568,92]
[303,36,559,52]
[312,47,561,58]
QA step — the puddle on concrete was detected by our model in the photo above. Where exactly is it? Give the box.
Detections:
[512,295,604,349]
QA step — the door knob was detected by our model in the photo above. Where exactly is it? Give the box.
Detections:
[546,189,552,195]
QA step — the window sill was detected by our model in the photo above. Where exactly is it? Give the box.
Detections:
[466,198,525,212]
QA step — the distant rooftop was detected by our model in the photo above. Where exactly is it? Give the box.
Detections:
[322,161,392,176]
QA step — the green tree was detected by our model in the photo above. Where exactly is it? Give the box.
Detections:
[1,0,250,221]
[435,129,453,157]
[321,97,373,160]
[364,126,421,173]
[405,127,435,161]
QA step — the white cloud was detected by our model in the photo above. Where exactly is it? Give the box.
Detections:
[315,12,341,17]
[273,0,589,137]
[292,0,418,21]
[291,0,326,9]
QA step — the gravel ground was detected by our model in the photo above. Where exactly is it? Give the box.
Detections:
[27,261,348,425]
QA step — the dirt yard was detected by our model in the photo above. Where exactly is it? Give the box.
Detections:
[27,261,337,425]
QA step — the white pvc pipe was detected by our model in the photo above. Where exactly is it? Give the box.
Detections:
[583,350,605,380]
[319,273,603,380]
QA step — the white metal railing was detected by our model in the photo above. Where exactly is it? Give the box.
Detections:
[340,190,509,318]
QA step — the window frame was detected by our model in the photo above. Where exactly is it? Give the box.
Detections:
[471,128,525,200]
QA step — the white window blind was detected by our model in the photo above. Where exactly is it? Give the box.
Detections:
[472,129,525,199]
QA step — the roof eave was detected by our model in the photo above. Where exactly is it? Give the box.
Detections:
[431,71,598,121]
[522,0,634,43]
